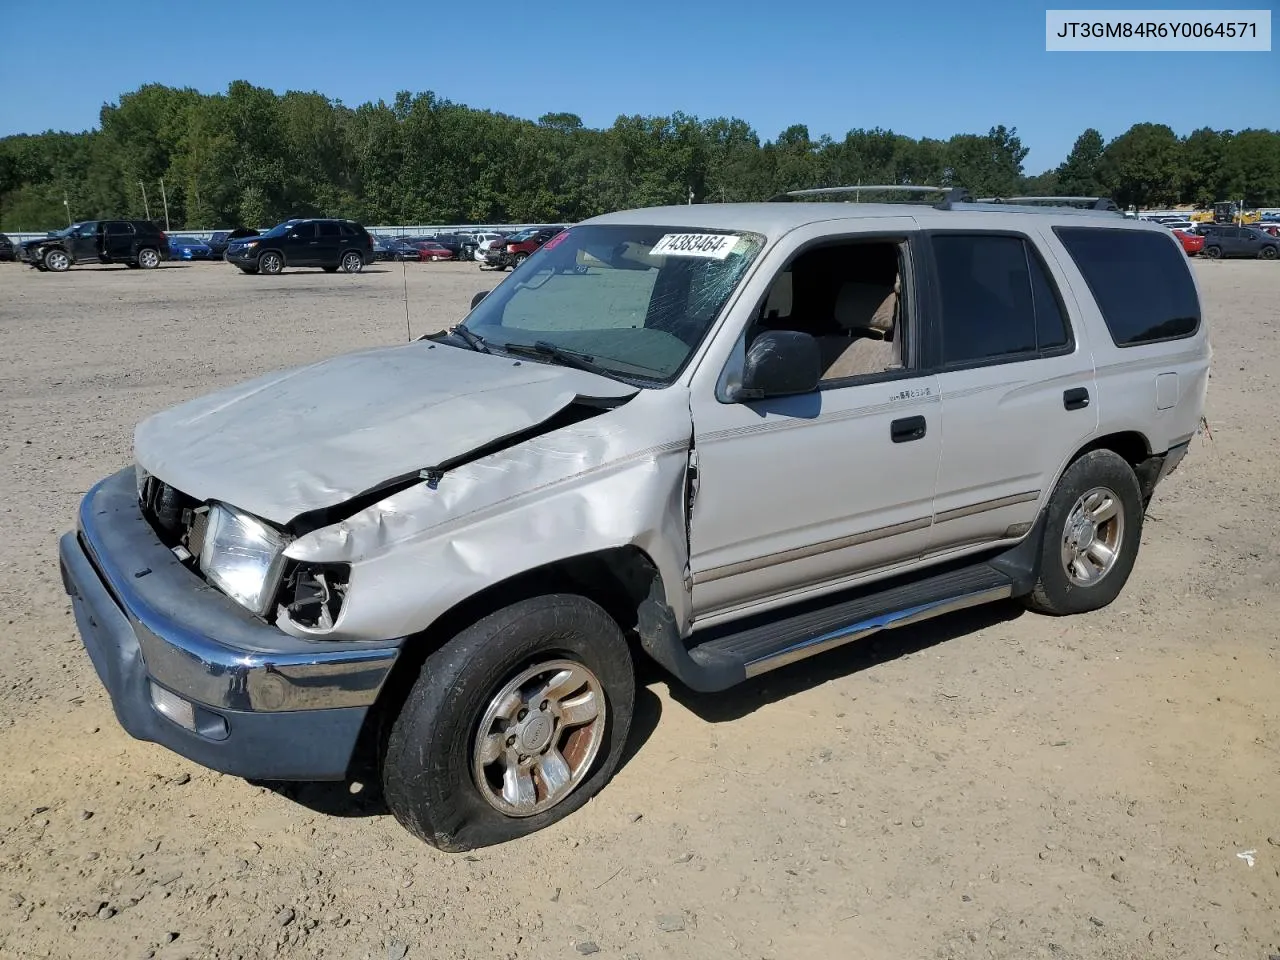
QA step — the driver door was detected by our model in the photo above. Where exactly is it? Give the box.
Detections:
[286,221,319,266]
[687,222,942,620]
[70,222,99,262]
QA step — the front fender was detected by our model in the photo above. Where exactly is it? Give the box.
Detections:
[281,412,693,643]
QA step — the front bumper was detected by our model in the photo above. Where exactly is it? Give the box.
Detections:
[59,469,404,780]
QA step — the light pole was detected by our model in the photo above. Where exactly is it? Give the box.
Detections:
[159,178,171,231]
[138,180,151,220]
[63,191,72,226]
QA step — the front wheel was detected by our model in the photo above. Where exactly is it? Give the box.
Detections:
[259,251,283,275]
[1260,246,1278,260]
[1023,450,1144,616]
[43,249,71,272]
[382,594,635,851]
[513,252,529,268]
[136,247,161,269]
[1204,244,1222,259]
[340,251,364,273]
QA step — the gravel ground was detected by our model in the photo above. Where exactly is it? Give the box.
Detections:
[0,257,1277,960]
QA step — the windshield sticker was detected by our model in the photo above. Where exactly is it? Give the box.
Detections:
[651,233,739,259]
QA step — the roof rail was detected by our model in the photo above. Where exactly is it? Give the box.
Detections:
[768,184,972,210]
[976,195,1120,212]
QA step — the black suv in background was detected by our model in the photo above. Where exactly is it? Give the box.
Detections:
[1199,225,1280,260]
[224,218,374,274]
[208,227,261,259]
[23,221,170,272]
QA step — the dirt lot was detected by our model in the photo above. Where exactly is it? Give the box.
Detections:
[0,256,1277,960]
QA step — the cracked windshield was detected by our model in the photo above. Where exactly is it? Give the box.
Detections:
[461,225,764,382]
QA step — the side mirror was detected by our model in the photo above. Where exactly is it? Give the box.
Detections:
[470,290,490,309]
[731,330,821,401]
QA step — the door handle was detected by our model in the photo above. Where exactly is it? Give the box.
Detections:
[891,415,927,443]
[1063,387,1090,411]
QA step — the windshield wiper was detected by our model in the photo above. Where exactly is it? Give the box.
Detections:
[501,340,614,378]
[449,324,490,353]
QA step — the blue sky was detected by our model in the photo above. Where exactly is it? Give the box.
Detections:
[0,0,1275,172]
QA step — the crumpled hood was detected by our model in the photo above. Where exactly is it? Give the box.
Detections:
[134,341,638,526]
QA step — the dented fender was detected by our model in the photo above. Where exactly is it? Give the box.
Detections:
[278,389,695,642]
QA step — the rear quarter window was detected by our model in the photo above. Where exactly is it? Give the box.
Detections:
[1054,227,1201,347]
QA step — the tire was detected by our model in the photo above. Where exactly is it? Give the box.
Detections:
[258,251,283,275]
[1023,449,1144,617]
[43,249,71,272]
[513,252,529,268]
[1261,246,1278,260]
[1204,245,1222,259]
[136,247,161,269]
[340,251,364,273]
[382,594,635,851]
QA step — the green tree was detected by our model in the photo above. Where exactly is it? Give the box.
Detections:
[1056,128,1105,195]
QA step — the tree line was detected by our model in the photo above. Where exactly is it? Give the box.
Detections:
[1,81,1277,232]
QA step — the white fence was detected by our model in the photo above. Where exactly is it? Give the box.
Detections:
[4,223,570,245]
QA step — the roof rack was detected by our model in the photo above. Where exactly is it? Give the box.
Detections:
[767,184,972,210]
[975,195,1120,212]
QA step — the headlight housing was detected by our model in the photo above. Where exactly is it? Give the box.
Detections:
[198,503,289,616]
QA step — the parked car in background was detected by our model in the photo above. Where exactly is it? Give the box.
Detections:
[23,220,169,272]
[1258,224,1280,239]
[1162,220,1196,233]
[1199,225,1280,260]
[0,233,15,261]
[480,226,565,270]
[208,228,260,259]
[224,218,374,275]
[168,235,216,261]
[1172,229,1204,256]
[416,241,456,262]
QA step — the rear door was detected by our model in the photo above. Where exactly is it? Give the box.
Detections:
[316,220,343,265]
[102,221,135,260]
[922,228,1098,556]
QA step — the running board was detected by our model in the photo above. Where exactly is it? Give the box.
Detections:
[685,564,1014,683]
[635,519,1044,694]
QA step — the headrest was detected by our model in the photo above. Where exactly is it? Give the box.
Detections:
[834,281,897,334]
[763,271,793,318]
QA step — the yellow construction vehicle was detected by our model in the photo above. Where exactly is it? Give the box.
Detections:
[1195,201,1263,225]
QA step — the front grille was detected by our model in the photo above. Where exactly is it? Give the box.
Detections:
[186,508,209,559]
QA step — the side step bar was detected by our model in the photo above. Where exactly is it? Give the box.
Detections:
[637,522,1044,694]
[689,564,1013,679]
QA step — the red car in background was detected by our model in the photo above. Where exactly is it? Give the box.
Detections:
[1172,229,1204,257]
[414,241,456,262]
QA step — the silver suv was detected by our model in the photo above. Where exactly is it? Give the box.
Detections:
[59,189,1209,850]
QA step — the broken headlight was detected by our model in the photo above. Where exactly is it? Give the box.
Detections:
[198,503,290,617]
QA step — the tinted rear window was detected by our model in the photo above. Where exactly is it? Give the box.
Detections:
[1054,227,1200,347]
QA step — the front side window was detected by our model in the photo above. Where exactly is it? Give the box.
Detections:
[461,225,765,383]
[933,234,1072,365]
[1054,227,1200,347]
[290,222,318,239]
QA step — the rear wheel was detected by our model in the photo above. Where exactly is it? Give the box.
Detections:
[1023,450,1144,616]
[259,251,283,275]
[136,247,161,269]
[43,249,71,272]
[340,251,364,273]
[381,594,635,851]
[1204,244,1222,259]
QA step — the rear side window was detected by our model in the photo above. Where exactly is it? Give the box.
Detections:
[318,221,341,238]
[339,223,359,237]
[291,222,318,239]
[1055,227,1200,346]
[105,222,134,235]
[931,234,1071,365]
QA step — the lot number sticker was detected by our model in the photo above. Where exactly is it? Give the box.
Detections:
[651,233,739,259]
